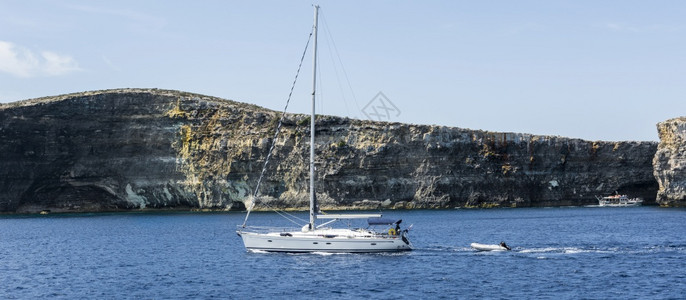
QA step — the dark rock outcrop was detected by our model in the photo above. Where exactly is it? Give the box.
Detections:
[0,89,658,213]
[653,117,686,207]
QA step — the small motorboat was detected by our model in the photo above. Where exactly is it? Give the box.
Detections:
[471,242,511,251]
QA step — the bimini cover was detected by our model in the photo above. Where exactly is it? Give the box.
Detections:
[367,218,400,226]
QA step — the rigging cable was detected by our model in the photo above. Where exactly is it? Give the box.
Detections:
[242,27,314,228]
[320,11,363,117]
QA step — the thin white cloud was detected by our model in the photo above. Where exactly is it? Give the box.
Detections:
[0,41,81,78]
[0,41,38,78]
[41,51,81,76]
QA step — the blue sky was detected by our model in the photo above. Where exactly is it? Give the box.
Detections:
[1,0,685,141]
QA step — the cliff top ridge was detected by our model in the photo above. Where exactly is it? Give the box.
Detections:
[0,88,659,144]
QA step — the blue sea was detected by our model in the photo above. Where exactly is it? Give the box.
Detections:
[1,207,684,299]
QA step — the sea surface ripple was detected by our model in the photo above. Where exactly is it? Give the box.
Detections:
[1,207,684,299]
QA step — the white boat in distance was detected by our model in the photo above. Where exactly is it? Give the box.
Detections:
[596,194,643,207]
[237,6,412,253]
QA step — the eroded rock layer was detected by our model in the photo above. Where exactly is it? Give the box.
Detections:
[653,117,686,207]
[0,89,658,213]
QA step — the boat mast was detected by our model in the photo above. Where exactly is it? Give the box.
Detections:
[309,5,319,230]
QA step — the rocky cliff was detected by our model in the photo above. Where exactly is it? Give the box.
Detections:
[653,117,686,207]
[0,89,658,213]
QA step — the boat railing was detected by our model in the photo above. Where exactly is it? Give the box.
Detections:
[236,225,301,234]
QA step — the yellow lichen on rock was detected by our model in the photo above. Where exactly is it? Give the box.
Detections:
[164,98,188,119]
[502,164,513,175]
[591,141,600,154]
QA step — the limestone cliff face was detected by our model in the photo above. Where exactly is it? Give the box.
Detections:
[0,89,249,213]
[0,89,658,213]
[653,117,686,207]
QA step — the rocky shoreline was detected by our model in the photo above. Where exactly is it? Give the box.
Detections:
[1,89,682,213]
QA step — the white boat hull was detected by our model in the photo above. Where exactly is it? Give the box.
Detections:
[470,243,508,251]
[597,195,643,207]
[238,228,412,253]
[598,200,643,207]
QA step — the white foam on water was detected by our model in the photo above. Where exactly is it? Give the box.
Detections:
[310,251,349,256]
[248,249,269,254]
[519,247,560,253]
[422,245,468,252]
[519,246,618,255]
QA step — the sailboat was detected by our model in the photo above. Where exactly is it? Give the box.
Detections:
[236,5,412,253]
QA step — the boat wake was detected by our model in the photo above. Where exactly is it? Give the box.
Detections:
[422,245,472,253]
[248,244,686,257]
[420,244,686,256]
[516,244,686,256]
[518,247,612,254]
